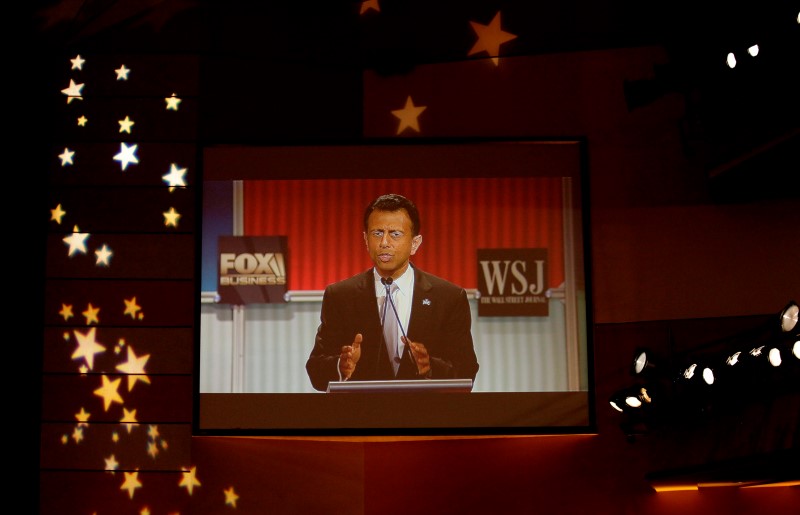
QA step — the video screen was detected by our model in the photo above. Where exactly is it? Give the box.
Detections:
[196,140,594,436]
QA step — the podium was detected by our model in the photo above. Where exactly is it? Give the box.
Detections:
[326,378,473,393]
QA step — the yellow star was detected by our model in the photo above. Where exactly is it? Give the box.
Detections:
[116,345,151,391]
[121,407,138,433]
[165,93,182,111]
[123,297,141,319]
[118,116,135,133]
[105,454,119,472]
[391,96,427,135]
[224,486,240,507]
[94,375,124,411]
[64,226,89,256]
[147,425,160,440]
[360,0,380,14]
[71,327,106,370]
[71,426,84,443]
[163,207,181,227]
[60,434,68,445]
[59,304,74,321]
[147,440,159,459]
[51,203,66,224]
[75,407,91,426]
[82,303,100,325]
[178,466,201,495]
[120,470,142,499]
[77,115,88,126]
[112,431,120,443]
[468,11,517,66]
[95,244,113,266]
[140,507,150,515]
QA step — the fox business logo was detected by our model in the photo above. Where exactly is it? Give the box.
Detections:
[219,252,286,286]
[477,248,548,317]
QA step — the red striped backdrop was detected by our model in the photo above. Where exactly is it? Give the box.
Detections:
[244,177,565,291]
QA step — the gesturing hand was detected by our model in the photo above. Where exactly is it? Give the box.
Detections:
[402,336,431,377]
[339,333,362,380]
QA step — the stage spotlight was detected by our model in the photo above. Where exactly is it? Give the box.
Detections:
[779,301,798,333]
[768,347,782,367]
[725,351,742,366]
[632,348,657,376]
[702,366,716,385]
[609,385,654,413]
[680,361,716,386]
[726,52,737,69]
[682,363,698,380]
[793,339,799,360]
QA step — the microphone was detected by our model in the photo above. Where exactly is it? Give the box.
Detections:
[381,277,415,371]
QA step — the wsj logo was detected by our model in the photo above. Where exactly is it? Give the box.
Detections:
[219,252,286,286]
[479,259,545,296]
[477,248,549,317]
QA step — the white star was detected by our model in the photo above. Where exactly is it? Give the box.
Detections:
[71,327,106,370]
[105,454,119,472]
[162,163,187,190]
[95,244,113,266]
[165,93,182,111]
[59,148,75,166]
[63,225,89,256]
[113,142,139,171]
[118,116,134,134]
[116,346,151,391]
[61,79,84,104]
[115,65,130,80]
[70,55,85,70]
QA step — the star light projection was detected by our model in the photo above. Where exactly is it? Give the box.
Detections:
[165,93,182,110]
[54,57,186,277]
[55,290,202,508]
[360,0,380,14]
[468,11,518,66]
[61,79,84,103]
[380,10,516,134]
[48,54,218,513]
[391,96,427,134]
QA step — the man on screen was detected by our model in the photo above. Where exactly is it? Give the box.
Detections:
[305,193,479,391]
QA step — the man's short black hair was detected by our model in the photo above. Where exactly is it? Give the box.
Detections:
[363,193,421,236]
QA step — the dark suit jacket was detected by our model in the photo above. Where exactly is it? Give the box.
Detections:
[306,265,479,391]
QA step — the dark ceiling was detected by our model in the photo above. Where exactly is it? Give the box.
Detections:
[28,1,798,199]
